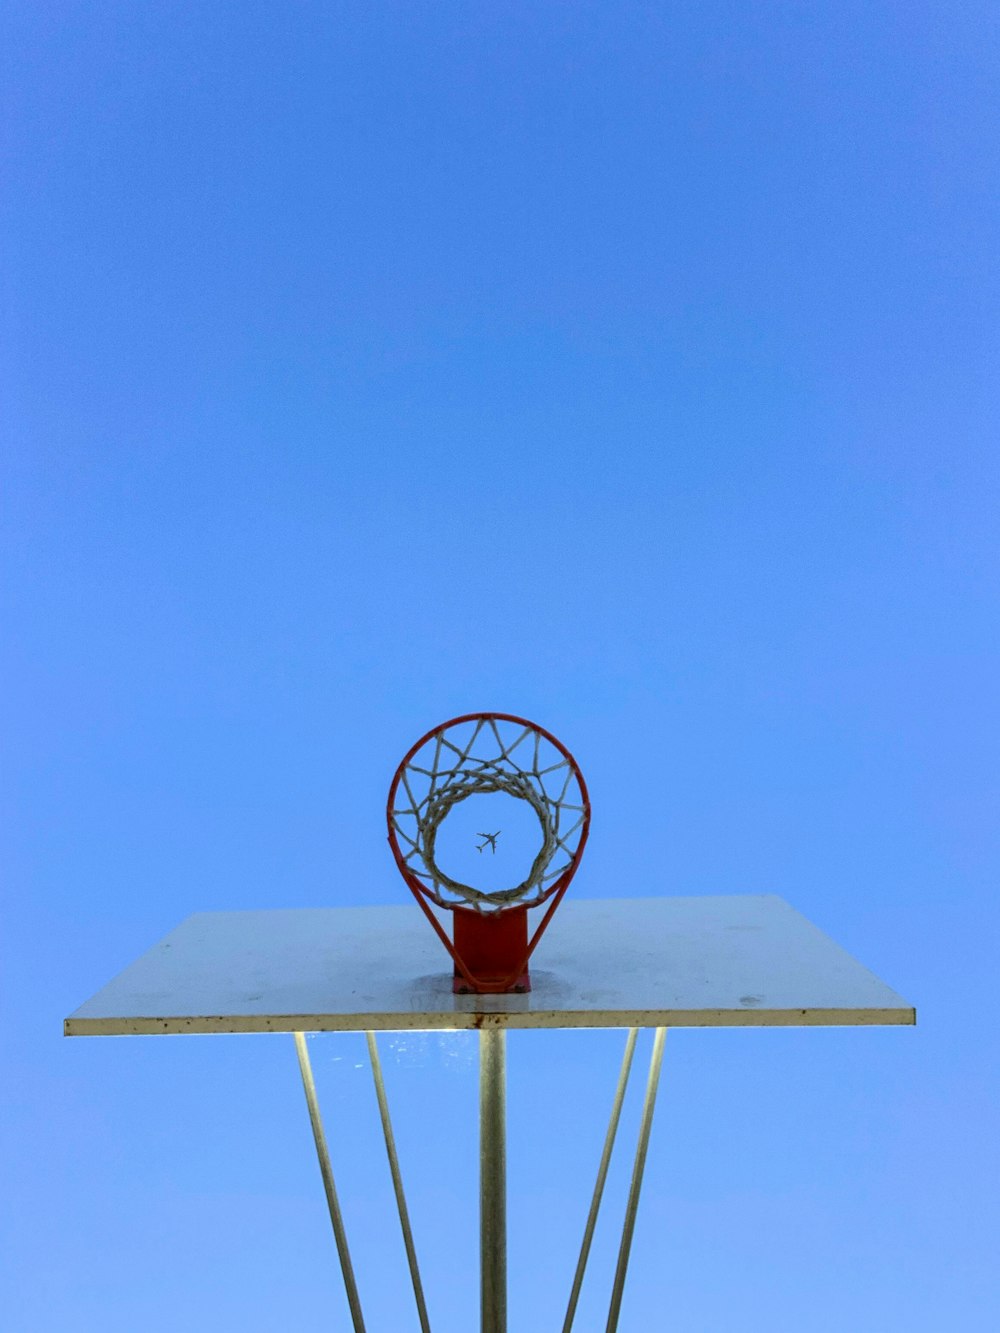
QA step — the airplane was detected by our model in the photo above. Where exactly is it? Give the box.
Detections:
[476,831,500,854]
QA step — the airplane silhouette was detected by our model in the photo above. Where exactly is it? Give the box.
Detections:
[476,831,500,854]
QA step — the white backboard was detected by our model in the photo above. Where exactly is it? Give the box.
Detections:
[64,895,913,1035]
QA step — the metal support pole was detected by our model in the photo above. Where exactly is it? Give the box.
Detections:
[293,1032,366,1333]
[562,1028,639,1333]
[366,1031,432,1333]
[606,1027,667,1333]
[479,1027,507,1333]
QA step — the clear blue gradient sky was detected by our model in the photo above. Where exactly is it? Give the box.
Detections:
[2,3,997,1329]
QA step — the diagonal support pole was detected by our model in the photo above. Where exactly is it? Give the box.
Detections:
[366,1031,432,1333]
[606,1027,667,1333]
[293,1032,366,1333]
[562,1028,639,1332]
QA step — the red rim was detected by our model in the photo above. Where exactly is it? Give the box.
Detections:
[386,712,591,991]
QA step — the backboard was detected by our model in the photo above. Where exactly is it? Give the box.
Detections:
[64,893,913,1036]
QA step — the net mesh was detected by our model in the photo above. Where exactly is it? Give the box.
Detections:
[390,715,588,912]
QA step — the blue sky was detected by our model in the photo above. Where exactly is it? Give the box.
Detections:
[2,3,998,1329]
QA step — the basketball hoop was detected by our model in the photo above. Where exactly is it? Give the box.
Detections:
[387,713,591,993]
[68,710,914,1333]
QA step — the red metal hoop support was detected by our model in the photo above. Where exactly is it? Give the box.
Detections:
[387,712,591,993]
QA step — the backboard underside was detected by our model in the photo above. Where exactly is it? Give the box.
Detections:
[65,895,914,1035]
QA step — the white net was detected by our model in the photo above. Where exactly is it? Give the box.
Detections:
[389,715,588,912]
